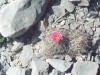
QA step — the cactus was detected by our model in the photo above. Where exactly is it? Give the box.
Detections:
[42,28,90,58]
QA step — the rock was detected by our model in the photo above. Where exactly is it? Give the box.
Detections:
[46,59,73,72]
[78,0,89,6]
[49,69,63,75]
[52,6,65,17]
[69,0,80,1]
[60,0,75,12]
[92,37,100,46]
[0,0,49,38]
[72,61,99,75]
[0,0,6,6]
[6,67,22,75]
[7,0,15,3]
[19,45,33,67]
[6,67,29,75]
[95,55,100,64]
[84,23,94,35]
[94,18,100,27]
[95,28,100,37]
[65,55,72,62]
[97,0,100,7]
[11,41,24,52]
[22,68,31,75]
[65,73,71,75]
[30,58,49,75]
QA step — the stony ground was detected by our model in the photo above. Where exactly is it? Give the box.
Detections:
[0,0,100,75]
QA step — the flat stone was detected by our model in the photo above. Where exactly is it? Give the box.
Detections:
[72,61,99,75]
[60,0,75,12]
[19,45,33,67]
[46,59,73,72]
[30,58,49,75]
[0,0,49,38]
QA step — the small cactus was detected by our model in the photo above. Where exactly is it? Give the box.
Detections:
[42,28,90,58]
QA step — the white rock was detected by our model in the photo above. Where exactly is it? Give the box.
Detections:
[31,58,49,75]
[19,45,33,67]
[6,67,22,75]
[46,59,73,72]
[72,61,99,75]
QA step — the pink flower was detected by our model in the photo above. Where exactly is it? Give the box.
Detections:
[50,32,63,43]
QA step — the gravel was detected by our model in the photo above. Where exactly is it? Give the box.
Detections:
[0,0,100,75]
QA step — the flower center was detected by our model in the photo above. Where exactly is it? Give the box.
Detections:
[54,35,60,40]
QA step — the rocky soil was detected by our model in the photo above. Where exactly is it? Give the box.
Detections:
[0,0,100,75]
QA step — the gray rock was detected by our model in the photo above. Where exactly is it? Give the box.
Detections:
[30,58,49,75]
[0,0,49,38]
[19,45,33,67]
[46,59,73,72]
[60,0,75,12]
[52,6,65,17]
[72,61,99,75]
